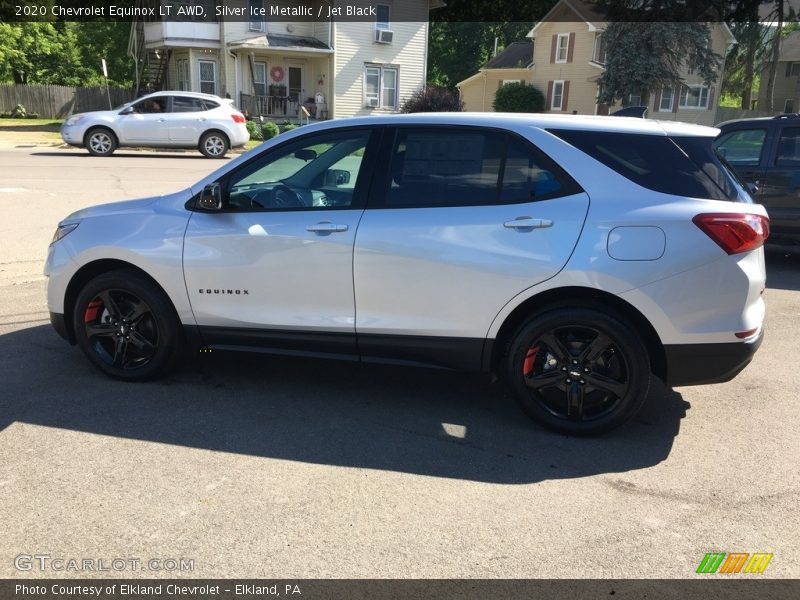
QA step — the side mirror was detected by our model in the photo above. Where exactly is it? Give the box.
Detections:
[294,148,317,161]
[119,106,134,115]
[325,169,350,186]
[747,181,759,195]
[198,183,223,210]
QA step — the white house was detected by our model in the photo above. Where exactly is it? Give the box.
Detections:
[128,0,443,119]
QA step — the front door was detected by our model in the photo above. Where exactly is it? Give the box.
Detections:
[288,66,303,103]
[183,127,380,355]
[116,96,171,143]
[353,126,590,369]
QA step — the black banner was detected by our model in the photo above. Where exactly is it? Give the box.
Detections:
[2,580,799,600]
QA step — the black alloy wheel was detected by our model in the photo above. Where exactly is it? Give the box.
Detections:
[506,307,651,435]
[73,270,184,381]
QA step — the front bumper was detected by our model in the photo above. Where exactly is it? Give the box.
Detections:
[663,330,763,387]
[50,312,74,344]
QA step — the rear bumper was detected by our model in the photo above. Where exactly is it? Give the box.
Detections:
[664,330,763,387]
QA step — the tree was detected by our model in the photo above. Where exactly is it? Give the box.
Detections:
[493,82,545,112]
[401,86,463,112]
[597,22,721,107]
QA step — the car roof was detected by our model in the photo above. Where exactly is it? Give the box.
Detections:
[716,114,800,128]
[303,112,720,137]
[139,91,229,102]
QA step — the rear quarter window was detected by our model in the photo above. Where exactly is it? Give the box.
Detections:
[550,129,750,202]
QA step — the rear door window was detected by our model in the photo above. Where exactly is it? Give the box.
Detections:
[714,129,767,167]
[384,128,580,208]
[173,96,207,112]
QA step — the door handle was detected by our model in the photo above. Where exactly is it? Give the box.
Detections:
[306,221,348,233]
[503,217,554,229]
[157,118,166,122]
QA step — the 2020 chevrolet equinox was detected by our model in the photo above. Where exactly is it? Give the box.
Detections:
[45,114,768,435]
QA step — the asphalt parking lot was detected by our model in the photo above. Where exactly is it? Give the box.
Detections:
[0,145,798,579]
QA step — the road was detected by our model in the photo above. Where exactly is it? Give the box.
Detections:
[0,146,798,579]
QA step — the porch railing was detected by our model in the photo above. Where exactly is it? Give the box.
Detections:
[240,93,300,118]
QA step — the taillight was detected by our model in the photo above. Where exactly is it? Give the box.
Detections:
[692,213,770,255]
[232,113,246,124]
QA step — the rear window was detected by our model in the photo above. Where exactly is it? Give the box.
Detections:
[550,129,751,202]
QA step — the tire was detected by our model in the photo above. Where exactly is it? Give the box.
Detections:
[84,127,117,157]
[72,269,184,381]
[505,306,651,436]
[199,131,229,158]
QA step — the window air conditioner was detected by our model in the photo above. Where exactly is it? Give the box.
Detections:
[375,29,394,44]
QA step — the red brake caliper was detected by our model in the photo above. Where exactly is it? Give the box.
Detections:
[84,299,103,323]
[523,346,539,376]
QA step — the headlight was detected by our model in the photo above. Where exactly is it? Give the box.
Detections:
[65,115,84,126]
[51,223,79,244]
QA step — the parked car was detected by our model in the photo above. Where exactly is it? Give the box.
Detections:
[45,114,768,435]
[715,114,800,251]
[60,91,249,158]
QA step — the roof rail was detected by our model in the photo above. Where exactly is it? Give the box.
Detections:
[773,113,800,119]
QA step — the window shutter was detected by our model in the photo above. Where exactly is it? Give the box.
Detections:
[498,80,503,90]
[562,81,570,111]
[673,86,680,112]
[567,32,575,63]
[653,88,662,111]
[546,80,553,110]
[786,62,793,77]
[707,86,715,110]
[550,35,557,64]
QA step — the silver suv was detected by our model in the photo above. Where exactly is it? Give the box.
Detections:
[45,114,768,434]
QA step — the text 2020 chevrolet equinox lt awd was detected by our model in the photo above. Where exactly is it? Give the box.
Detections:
[45,114,768,435]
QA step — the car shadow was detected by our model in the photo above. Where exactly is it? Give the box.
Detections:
[766,249,800,291]
[30,151,227,160]
[0,325,689,484]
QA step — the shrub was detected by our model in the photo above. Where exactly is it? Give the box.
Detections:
[245,119,261,140]
[11,104,27,118]
[0,112,12,119]
[493,82,545,113]
[261,121,280,140]
[282,123,299,132]
[401,86,463,113]
[26,113,40,119]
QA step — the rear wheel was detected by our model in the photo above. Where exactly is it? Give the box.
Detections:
[505,307,651,435]
[199,131,229,158]
[84,127,117,157]
[73,270,184,381]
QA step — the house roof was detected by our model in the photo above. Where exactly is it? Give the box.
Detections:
[228,34,333,52]
[484,41,534,69]
[529,0,607,37]
[780,30,800,61]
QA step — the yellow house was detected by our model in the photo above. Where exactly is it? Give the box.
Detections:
[456,41,533,112]
[457,0,735,126]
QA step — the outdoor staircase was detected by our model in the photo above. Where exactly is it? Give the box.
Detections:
[137,50,169,96]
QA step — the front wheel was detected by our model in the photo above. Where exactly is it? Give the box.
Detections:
[199,131,229,158]
[85,128,117,157]
[73,269,184,381]
[505,307,651,435]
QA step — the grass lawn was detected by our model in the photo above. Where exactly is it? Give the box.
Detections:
[0,118,63,132]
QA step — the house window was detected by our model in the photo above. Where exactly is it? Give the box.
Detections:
[365,65,398,109]
[556,33,569,63]
[199,60,216,95]
[176,58,189,91]
[625,93,642,107]
[253,62,267,97]
[593,33,607,65]
[659,86,674,111]
[249,0,265,32]
[785,99,795,113]
[551,80,565,110]
[791,63,800,76]
[502,80,521,86]
[679,85,709,109]
[376,4,390,29]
